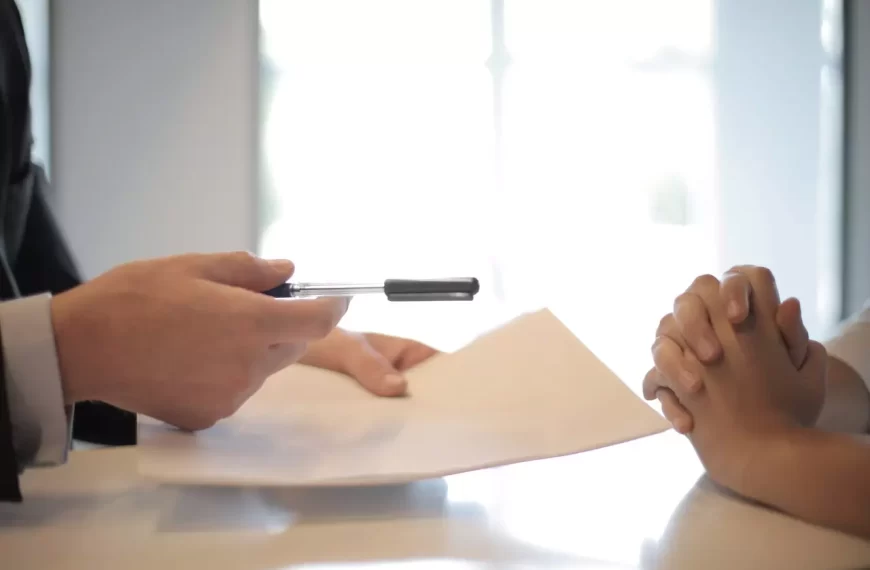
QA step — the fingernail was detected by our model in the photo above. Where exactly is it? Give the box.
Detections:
[385,374,407,391]
[680,370,699,391]
[698,338,717,361]
[267,259,294,272]
[728,301,741,320]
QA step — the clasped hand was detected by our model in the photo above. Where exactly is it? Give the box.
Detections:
[643,266,827,489]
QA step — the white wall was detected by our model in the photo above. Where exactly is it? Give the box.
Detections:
[715,0,837,336]
[51,0,259,278]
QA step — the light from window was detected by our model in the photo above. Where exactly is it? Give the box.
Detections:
[259,1,839,392]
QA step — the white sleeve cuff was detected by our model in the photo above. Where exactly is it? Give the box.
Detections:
[824,300,870,395]
[0,293,71,467]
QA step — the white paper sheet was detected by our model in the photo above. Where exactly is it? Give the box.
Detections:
[136,309,670,486]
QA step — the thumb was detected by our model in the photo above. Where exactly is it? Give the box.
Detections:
[344,343,408,397]
[190,251,294,291]
[795,340,828,426]
[800,340,828,384]
[776,297,809,369]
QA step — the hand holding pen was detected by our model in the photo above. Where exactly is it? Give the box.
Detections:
[264,277,480,302]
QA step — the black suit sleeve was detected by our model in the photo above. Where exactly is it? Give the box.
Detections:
[13,166,80,296]
[0,330,22,502]
[13,168,137,447]
[0,0,133,498]
[0,166,135,503]
[0,0,24,502]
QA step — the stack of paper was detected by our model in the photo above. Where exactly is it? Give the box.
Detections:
[137,309,669,486]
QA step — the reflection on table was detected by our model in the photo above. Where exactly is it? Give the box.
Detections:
[2,431,869,570]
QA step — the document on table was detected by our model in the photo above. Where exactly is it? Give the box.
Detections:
[136,309,670,487]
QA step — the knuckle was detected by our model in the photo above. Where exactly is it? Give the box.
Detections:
[650,337,675,363]
[673,292,691,305]
[651,341,683,378]
[673,292,699,313]
[652,352,673,375]
[176,252,203,265]
[753,266,775,284]
[690,273,720,293]
[673,294,704,327]
[722,271,749,289]
[642,367,664,399]
[656,314,675,337]
[650,336,665,356]
[230,250,258,267]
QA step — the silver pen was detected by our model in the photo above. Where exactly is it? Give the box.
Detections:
[263,277,480,301]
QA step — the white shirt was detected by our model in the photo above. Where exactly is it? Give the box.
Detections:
[0,293,70,468]
[824,301,870,395]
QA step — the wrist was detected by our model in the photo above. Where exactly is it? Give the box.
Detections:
[50,292,97,404]
[734,426,813,506]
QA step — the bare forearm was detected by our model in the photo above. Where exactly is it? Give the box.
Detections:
[743,429,870,539]
[815,355,870,434]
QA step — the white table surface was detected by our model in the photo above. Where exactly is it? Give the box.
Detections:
[2,431,869,570]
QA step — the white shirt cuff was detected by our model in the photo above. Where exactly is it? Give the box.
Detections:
[824,300,870,395]
[0,293,71,467]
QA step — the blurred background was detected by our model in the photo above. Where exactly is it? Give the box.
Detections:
[19,0,870,396]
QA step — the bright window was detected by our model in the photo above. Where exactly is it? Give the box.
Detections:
[259,1,842,396]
